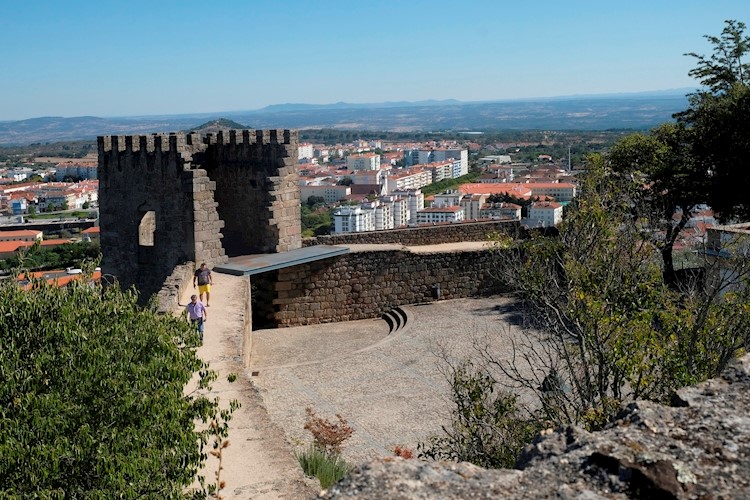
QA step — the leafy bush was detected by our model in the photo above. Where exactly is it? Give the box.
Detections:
[0,273,221,497]
[418,362,541,469]
[296,445,351,490]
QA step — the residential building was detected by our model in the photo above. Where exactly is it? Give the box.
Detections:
[527,201,563,227]
[404,148,468,175]
[348,168,387,188]
[298,143,314,160]
[0,229,43,242]
[432,190,464,207]
[55,161,98,181]
[373,201,394,230]
[416,206,465,225]
[392,189,425,224]
[346,153,381,171]
[520,182,576,202]
[333,206,375,234]
[423,161,455,183]
[381,195,409,228]
[479,202,522,221]
[460,194,489,220]
[387,168,431,192]
[300,184,351,204]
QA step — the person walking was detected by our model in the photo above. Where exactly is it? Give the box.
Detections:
[186,294,208,342]
[193,262,214,306]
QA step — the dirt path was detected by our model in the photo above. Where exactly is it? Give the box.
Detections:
[179,273,317,499]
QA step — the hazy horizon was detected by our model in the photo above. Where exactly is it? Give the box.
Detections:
[2,1,748,121]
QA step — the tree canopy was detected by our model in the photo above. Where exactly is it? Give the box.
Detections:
[685,19,750,94]
[0,276,219,497]
[680,19,750,222]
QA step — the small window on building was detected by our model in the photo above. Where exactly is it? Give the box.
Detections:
[139,211,156,247]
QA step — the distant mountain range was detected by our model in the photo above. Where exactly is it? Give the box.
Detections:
[0,90,695,146]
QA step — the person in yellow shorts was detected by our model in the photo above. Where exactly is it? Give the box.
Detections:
[193,262,214,307]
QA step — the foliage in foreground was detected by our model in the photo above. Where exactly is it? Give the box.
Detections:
[0,274,224,498]
[489,157,750,429]
[297,407,354,489]
[296,445,352,490]
[418,362,541,469]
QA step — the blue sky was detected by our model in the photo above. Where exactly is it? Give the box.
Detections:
[1,1,748,120]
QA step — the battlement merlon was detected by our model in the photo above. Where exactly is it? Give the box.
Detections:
[98,129,298,154]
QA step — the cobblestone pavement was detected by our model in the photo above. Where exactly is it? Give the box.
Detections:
[249,295,525,465]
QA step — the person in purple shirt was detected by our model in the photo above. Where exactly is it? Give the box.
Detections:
[186,294,208,341]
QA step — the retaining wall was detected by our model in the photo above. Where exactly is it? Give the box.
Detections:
[256,247,505,327]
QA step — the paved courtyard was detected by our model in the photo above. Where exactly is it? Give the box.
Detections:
[249,294,527,464]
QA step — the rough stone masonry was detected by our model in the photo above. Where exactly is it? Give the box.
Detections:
[321,353,750,499]
[98,129,300,299]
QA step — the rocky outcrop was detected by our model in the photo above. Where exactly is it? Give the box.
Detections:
[320,354,750,499]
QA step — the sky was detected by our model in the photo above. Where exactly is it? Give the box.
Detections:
[1,1,749,121]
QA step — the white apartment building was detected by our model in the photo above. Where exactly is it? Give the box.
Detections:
[417,206,465,225]
[298,143,314,160]
[374,202,394,230]
[460,193,489,220]
[423,161,455,183]
[348,168,387,188]
[346,153,381,171]
[527,201,563,227]
[333,206,375,234]
[432,191,464,207]
[405,148,468,175]
[300,184,351,204]
[392,189,425,224]
[381,195,409,228]
[387,168,431,192]
[55,161,98,181]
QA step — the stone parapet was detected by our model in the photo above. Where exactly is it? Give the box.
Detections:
[304,220,518,247]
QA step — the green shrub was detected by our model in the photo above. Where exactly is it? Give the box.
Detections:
[418,362,540,469]
[296,445,351,489]
[0,273,222,497]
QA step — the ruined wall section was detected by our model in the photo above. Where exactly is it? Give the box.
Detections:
[195,130,301,256]
[98,134,225,298]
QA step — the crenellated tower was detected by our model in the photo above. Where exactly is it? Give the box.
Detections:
[98,129,300,299]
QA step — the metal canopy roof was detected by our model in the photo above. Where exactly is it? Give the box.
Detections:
[213,245,350,276]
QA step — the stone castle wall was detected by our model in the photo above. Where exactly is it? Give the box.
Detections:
[304,220,518,247]
[98,130,299,299]
[256,247,505,328]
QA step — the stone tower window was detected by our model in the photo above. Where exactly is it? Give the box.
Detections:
[139,211,156,247]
